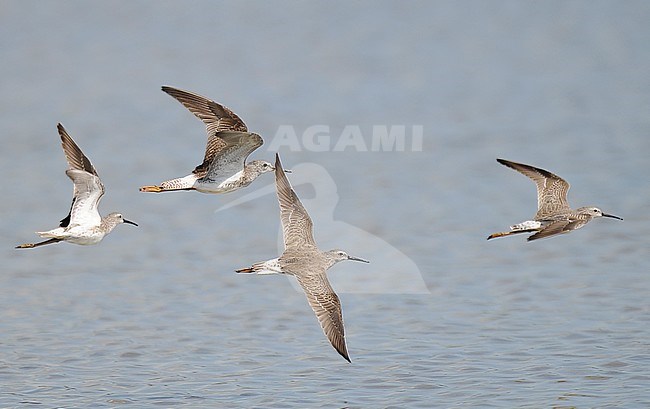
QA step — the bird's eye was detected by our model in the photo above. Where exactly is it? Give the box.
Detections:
[593,209,598,212]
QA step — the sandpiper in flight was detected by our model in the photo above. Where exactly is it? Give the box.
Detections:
[487,159,622,241]
[16,124,137,249]
[236,154,369,362]
[140,86,278,194]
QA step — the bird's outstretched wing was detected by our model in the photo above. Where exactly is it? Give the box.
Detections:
[296,271,350,362]
[275,153,315,249]
[161,86,248,176]
[57,124,103,227]
[497,159,571,219]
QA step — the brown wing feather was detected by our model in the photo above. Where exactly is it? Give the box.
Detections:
[275,154,316,248]
[201,132,264,183]
[192,137,227,176]
[527,220,572,241]
[162,86,249,176]
[497,159,571,219]
[161,86,247,133]
[57,123,97,175]
[296,272,350,362]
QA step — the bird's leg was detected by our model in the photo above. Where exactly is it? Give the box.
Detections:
[487,229,538,240]
[15,238,63,249]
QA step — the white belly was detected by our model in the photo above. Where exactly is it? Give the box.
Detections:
[39,225,105,245]
[196,170,246,193]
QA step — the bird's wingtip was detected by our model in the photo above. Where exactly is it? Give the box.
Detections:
[274,153,282,171]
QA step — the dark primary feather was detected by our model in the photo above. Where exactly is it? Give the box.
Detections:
[161,86,248,133]
[58,123,97,175]
[59,198,75,227]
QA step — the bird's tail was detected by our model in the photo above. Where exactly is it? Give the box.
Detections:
[235,258,281,275]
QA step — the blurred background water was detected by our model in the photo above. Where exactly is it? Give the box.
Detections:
[1,1,649,407]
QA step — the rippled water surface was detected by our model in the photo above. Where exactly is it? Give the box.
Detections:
[1,1,649,407]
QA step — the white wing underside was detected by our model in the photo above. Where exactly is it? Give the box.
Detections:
[65,169,104,227]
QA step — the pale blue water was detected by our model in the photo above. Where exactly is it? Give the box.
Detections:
[1,1,649,407]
